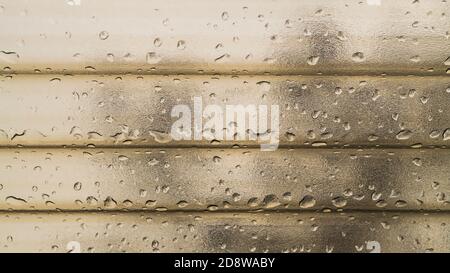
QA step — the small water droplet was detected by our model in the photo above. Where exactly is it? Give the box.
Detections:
[221,11,229,21]
[146,52,162,64]
[177,40,186,50]
[331,196,347,208]
[98,31,109,40]
[351,52,365,62]
[73,182,82,191]
[307,56,319,65]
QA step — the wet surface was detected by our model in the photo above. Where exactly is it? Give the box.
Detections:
[0,0,449,252]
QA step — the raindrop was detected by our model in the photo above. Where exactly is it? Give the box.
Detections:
[331,196,347,208]
[177,201,188,208]
[0,51,19,64]
[146,52,162,64]
[262,194,281,208]
[247,197,259,207]
[177,40,186,50]
[149,130,172,143]
[285,132,296,141]
[444,56,450,65]
[256,81,271,92]
[154,38,162,47]
[221,12,229,21]
[73,182,82,191]
[299,195,316,208]
[307,56,319,65]
[99,31,109,40]
[104,196,117,208]
[396,130,412,140]
[412,158,422,166]
[351,52,365,62]
[443,129,450,141]
[395,200,408,208]
[6,196,27,206]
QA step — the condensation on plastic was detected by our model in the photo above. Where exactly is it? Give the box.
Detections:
[0,0,449,253]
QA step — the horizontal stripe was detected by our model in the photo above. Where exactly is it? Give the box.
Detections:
[0,148,449,210]
[1,75,449,147]
[0,0,448,74]
[0,211,447,252]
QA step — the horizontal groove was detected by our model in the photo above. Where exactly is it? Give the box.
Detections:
[1,74,450,147]
[0,144,449,149]
[2,72,449,77]
[0,211,448,252]
[0,0,449,75]
[1,148,450,211]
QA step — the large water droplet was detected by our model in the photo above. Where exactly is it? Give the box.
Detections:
[299,195,316,208]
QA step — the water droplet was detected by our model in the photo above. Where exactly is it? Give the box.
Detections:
[139,189,147,197]
[395,200,408,208]
[207,205,219,211]
[146,52,162,64]
[307,56,319,65]
[152,240,159,248]
[177,201,188,208]
[412,158,422,166]
[351,52,365,62]
[256,81,271,92]
[104,196,117,208]
[444,56,450,65]
[262,194,281,208]
[396,130,412,140]
[299,195,316,208]
[177,40,186,50]
[368,134,379,141]
[73,182,82,191]
[247,197,259,207]
[98,31,109,40]
[153,38,162,47]
[0,51,19,64]
[337,31,347,41]
[410,55,420,63]
[6,196,27,206]
[443,129,450,141]
[106,53,114,62]
[429,130,441,139]
[221,11,229,21]
[285,132,296,141]
[149,130,172,143]
[123,200,134,207]
[331,196,347,208]
[145,200,157,207]
[67,0,81,6]
[376,200,387,208]
[86,196,98,206]
[148,158,160,166]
